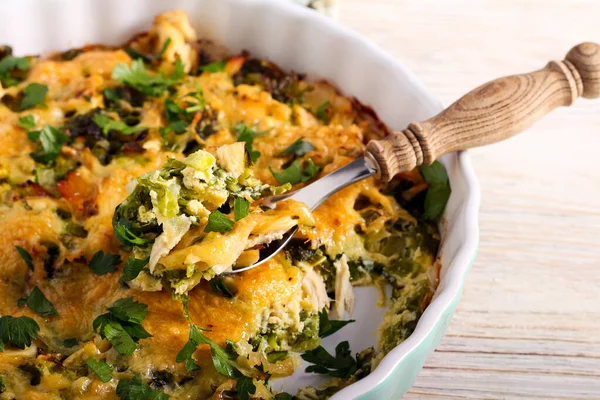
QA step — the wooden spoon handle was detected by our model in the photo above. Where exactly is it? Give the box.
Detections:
[367,42,600,181]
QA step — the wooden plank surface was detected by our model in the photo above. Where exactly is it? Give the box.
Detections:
[338,1,600,399]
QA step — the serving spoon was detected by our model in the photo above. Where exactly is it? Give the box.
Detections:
[232,42,600,273]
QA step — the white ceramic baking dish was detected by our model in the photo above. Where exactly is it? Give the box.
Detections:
[0,0,481,398]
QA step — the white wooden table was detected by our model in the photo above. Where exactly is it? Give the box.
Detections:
[338,1,600,399]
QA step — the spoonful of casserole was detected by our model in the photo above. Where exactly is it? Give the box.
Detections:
[114,42,600,293]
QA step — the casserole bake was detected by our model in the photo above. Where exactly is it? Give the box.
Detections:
[0,1,481,399]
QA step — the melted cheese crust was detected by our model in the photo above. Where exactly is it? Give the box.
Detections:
[0,11,436,400]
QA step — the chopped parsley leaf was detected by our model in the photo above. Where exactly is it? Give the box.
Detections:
[17,115,35,130]
[176,324,238,378]
[63,338,78,347]
[24,286,58,317]
[155,38,172,60]
[236,376,256,400]
[270,158,320,185]
[120,257,148,283]
[93,297,151,356]
[15,246,34,270]
[315,100,330,123]
[28,124,70,165]
[18,83,48,111]
[200,61,225,73]
[107,297,149,324]
[233,197,250,221]
[281,137,315,157]
[92,114,147,136]
[112,59,184,97]
[0,55,29,87]
[209,277,236,298]
[87,359,113,383]
[116,376,169,400]
[0,315,40,350]
[114,218,153,247]
[318,309,354,338]
[236,124,266,162]
[301,341,357,378]
[204,210,234,233]
[89,250,121,275]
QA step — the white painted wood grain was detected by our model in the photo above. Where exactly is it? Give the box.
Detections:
[338,1,600,399]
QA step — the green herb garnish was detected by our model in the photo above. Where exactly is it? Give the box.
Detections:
[236,376,256,400]
[176,324,238,378]
[63,338,78,347]
[0,315,40,350]
[301,341,357,378]
[89,250,121,275]
[15,246,34,271]
[92,114,147,136]
[209,277,236,298]
[0,55,29,87]
[18,82,48,111]
[112,59,184,97]
[17,115,35,130]
[114,219,153,247]
[28,124,69,165]
[87,359,113,383]
[233,197,250,221]
[236,124,266,163]
[120,257,148,283]
[116,376,169,400]
[270,159,320,185]
[204,210,234,233]
[315,100,330,123]
[92,297,151,356]
[24,286,58,317]
[418,160,451,220]
[318,309,354,338]
[281,137,315,157]
[200,61,225,73]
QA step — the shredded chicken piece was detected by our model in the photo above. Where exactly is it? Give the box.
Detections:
[331,254,354,319]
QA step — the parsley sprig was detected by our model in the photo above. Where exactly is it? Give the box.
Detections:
[270,159,320,185]
[112,59,184,97]
[19,83,48,111]
[209,277,237,298]
[89,250,122,275]
[204,210,234,233]
[236,124,267,162]
[116,376,169,400]
[87,359,113,383]
[280,137,315,157]
[27,124,70,165]
[176,324,237,377]
[15,246,34,270]
[17,115,36,130]
[301,341,357,378]
[120,257,148,283]
[233,197,250,221]
[92,114,147,136]
[318,309,354,338]
[92,297,151,356]
[315,100,331,123]
[0,55,29,87]
[160,86,205,136]
[199,61,225,73]
[22,286,58,317]
[0,315,40,351]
